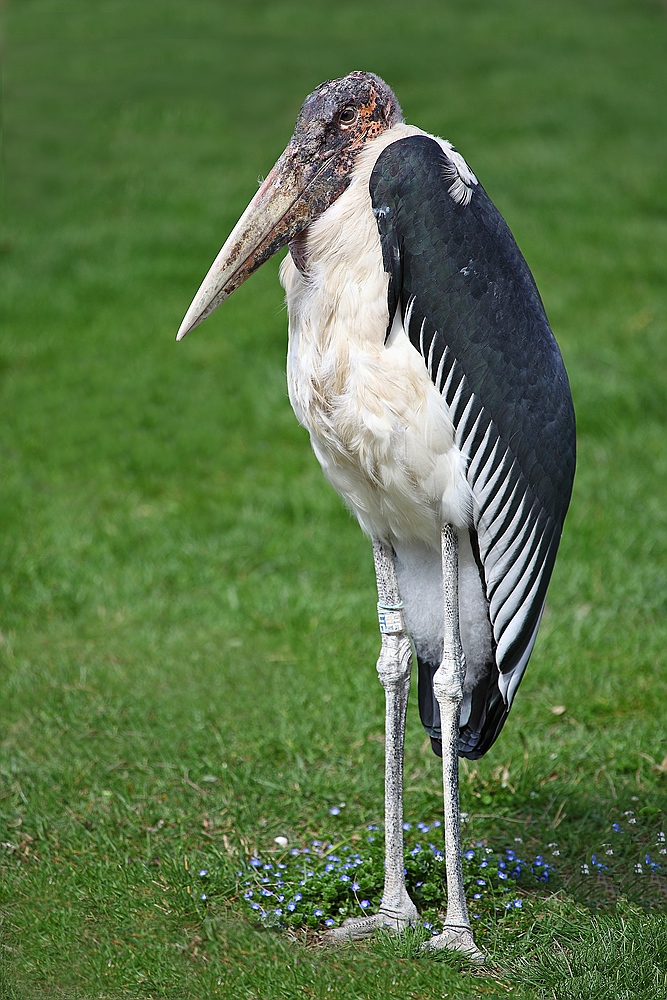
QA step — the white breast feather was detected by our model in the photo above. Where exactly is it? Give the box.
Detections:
[280,124,472,548]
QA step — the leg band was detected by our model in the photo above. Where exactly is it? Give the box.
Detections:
[377,601,405,635]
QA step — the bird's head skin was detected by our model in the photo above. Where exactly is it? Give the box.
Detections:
[177,71,403,340]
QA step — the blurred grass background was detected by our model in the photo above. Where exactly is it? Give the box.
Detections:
[1,0,666,997]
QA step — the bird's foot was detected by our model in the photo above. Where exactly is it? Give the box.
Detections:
[325,900,419,943]
[423,924,485,964]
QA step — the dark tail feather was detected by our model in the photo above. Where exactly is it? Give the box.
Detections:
[416,651,509,760]
[458,679,508,759]
[417,655,444,756]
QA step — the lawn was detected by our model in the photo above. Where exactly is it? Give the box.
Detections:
[1,1,667,997]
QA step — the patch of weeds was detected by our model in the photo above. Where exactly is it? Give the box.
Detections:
[186,809,666,940]
[205,820,557,935]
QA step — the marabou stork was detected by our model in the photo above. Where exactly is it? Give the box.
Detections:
[177,71,575,960]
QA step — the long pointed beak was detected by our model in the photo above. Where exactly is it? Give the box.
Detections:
[177,142,342,341]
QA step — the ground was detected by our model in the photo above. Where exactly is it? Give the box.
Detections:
[1,1,667,997]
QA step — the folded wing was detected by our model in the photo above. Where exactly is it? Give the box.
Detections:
[370,135,576,757]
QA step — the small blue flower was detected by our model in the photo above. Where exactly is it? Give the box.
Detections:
[244,890,254,899]
[612,823,621,832]
[250,902,261,910]
[360,899,370,909]
[250,858,261,867]
[498,872,507,880]
[274,908,282,917]
[314,908,323,917]
[329,807,341,815]
[476,879,486,886]
[464,849,475,860]
[473,893,482,900]
[287,902,296,912]
[200,893,208,901]
[351,882,360,891]
[293,893,302,902]
[290,847,300,856]
[198,869,209,877]
[402,822,411,831]
[367,824,379,831]
[340,874,350,882]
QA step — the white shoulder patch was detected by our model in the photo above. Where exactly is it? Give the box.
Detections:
[437,139,478,207]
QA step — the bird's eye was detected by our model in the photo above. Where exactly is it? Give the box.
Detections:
[339,107,358,127]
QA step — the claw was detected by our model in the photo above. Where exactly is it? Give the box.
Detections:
[325,903,417,944]
[423,924,485,964]
[325,912,388,943]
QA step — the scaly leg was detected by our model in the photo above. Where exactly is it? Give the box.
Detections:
[425,526,485,962]
[328,539,418,941]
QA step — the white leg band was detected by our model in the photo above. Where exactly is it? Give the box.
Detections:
[377,601,405,635]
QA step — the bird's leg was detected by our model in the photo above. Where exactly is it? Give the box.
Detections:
[327,539,418,942]
[425,525,485,962]
[373,539,419,928]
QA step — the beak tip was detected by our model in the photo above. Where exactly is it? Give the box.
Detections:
[176,308,200,342]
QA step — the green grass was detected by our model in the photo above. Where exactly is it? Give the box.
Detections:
[1,0,667,997]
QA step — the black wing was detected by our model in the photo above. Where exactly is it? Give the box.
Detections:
[370,135,575,758]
